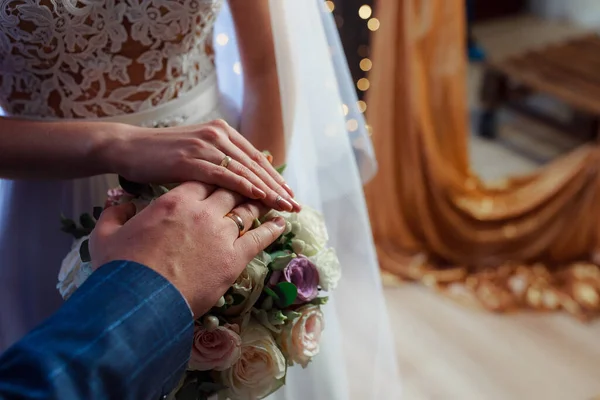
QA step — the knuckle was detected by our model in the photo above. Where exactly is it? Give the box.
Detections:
[200,126,223,143]
[187,137,208,151]
[250,150,265,163]
[157,195,182,214]
[234,163,252,179]
[191,208,211,224]
[211,119,230,130]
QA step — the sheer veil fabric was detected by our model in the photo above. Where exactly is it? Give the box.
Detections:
[216,1,401,399]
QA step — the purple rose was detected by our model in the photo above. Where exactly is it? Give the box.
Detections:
[272,256,320,303]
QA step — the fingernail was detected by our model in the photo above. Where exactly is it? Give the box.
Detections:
[283,184,295,197]
[252,187,267,199]
[276,196,294,212]
[289,198,302,211]
[273,216,286,228]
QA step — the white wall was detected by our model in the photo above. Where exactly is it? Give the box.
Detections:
[529,0,600,27]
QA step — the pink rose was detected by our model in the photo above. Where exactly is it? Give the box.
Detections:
[189,323,242,371]
[104,187,126,209]
[278,305,325,368]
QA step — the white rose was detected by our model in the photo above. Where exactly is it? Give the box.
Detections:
[220,321,286,400]
[266,206,328,257]
[310,247,341,291]
[56,236,93,300]
[225,253,269,317]
[277,305,325,368]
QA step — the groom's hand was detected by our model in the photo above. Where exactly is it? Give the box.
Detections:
[90,182,286,317]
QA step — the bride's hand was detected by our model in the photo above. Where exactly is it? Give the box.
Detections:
[109,120,299,212]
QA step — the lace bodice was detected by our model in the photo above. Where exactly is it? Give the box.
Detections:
[0,0,223,119]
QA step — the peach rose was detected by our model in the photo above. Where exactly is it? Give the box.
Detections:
[278,305,325,368]
[189,323,242,371]
[220,322,286,400]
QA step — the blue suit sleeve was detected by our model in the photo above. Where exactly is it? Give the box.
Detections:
[0,261,194,400]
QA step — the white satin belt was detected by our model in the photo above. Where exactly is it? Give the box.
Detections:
[99,72,222,128]
[0,72,224,128]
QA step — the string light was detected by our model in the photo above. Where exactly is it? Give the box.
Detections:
[346,119,359,132]
[359,58,372,72]
[216,33,229,46]
[325,0,335,12]
[357,78,370,91]
[367,18,380,31]
[358,5,372,19]
[357,100,367,113]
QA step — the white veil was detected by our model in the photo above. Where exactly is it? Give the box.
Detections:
[215,1,401,399]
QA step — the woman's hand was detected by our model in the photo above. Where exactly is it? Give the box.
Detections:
[108,119,299,212]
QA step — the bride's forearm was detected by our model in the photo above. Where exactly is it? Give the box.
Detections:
[229,0,285,166]
[0,117,128,180]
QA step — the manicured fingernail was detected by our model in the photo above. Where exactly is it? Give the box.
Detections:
[283,184,295,197]
[252,187,267,199]
[273,217,286,228]
[276,196,293,212]
[290,198,302,211]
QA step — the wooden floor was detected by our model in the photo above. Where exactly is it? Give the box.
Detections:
[381,15,600,400]
[385,285,600,400]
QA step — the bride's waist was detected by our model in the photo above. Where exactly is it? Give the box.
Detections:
[1,73,222,128]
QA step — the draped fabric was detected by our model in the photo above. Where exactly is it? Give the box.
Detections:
[365,0,600,319]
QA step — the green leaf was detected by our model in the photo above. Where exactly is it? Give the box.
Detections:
[79,213,96,230]
[275,163,287,175]
[264,287,280,301]
[79,239,91,262]
[268,250,295,271]
[151,184,170,197]
[252,218,261,229]
[310,297,329,306]
[273,282,298,308]
[92,207,103,220]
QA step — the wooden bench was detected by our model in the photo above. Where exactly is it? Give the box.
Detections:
[478,34,600,141]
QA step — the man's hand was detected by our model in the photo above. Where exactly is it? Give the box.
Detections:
[89,182,286,317]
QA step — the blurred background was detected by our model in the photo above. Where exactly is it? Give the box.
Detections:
[331,0,600,399]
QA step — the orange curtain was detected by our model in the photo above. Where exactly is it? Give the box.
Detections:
[365,0,600,319]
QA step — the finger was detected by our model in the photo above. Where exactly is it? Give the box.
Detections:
[94,202,137,238]
[224,158,295,212]
[198,147,291,212]
[223,201,270,237]
[206,187,246,214]
[216,141,299,212]
[220,123,296,198]
[235,216,287,257]
[187,160,266,200]
[163,180,217,201]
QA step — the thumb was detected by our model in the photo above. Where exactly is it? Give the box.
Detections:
[94,203,137,238]
[237,216,287,257]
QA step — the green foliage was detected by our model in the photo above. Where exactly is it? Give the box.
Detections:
[309,297,329,306]
[275,164,287,175]
[60,214,93,239]
[79,239,91,262]
[272,282,298,308]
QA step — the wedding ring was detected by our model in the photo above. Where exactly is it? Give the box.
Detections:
[220,155,232,168]
[225,212,245,236]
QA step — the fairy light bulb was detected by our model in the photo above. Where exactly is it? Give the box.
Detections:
[325,1,335,12]
[357,78,370,91]
[216,33,229,46]
[357,101,367,113]
[360,58,372,72]
[358,5,372,19]
[368,18,380,31]
[346,119,359,132]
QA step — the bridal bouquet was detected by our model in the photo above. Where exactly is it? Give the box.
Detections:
[57,176,340,400]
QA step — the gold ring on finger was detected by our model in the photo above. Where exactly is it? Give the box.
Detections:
[225,212,245,237]
[220,155,232,169]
